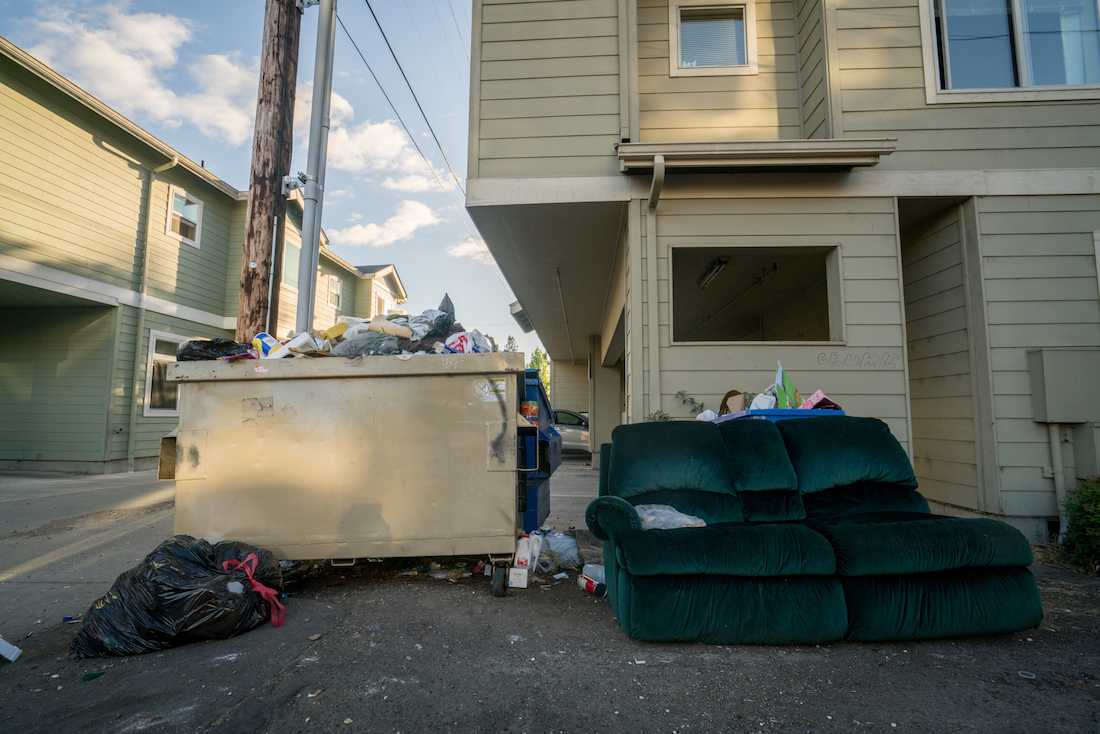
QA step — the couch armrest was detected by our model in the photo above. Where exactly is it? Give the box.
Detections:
[586,496,641,541]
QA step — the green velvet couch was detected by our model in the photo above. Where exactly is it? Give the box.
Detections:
[586,417,1043,644]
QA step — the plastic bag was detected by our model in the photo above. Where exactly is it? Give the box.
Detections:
[444,329,492,354]
[773,361,801,409]
[534,530,583,574]
[634,504,707,530]
[331,328,400,357]
[177,338,250,361]
[70,535,284,658]
[407,294,455,342]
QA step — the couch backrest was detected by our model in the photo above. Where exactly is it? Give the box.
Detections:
[607,420,808,523]
[776,416,917,494]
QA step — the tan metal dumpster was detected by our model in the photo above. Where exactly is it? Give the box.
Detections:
[167,353,524,561]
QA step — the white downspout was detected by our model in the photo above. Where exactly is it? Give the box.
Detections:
[126,155,178,472]
[1049,423,1069,542]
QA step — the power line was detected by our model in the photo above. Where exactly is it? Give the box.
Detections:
[447,0,470,65]
[335,12,448,193]
[361,0,466,195]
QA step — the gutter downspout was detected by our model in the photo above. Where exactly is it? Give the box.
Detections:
[645,155,664,417]
[126,155,179,472]
[1049,423,1069,542]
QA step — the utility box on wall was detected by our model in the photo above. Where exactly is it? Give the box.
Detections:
[1027,348,1100,423]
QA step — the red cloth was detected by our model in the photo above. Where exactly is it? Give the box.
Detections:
[222,553,286,627]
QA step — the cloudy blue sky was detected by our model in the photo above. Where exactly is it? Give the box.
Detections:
[0,0,543,354]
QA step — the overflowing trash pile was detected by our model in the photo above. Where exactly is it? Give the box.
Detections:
[694,361,844,421]
[178,294,497,362]
[71,536,285,658]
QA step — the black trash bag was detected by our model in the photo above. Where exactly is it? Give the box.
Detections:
[71,535,284,658]
[407,294,455,342]
[177,338,250,361]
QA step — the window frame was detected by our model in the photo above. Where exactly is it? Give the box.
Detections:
[920,0,1100,103]
[326,274,342,309]
[165,185,204,248]
[667,243,846,346]
[668,0,759,77]
[143,329,194,418]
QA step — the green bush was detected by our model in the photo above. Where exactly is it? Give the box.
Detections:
[1064,478,1100,574]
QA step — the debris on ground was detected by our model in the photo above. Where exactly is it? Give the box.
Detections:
[0,636,22,663]
[71,535,285,658]
[534,529,583,575]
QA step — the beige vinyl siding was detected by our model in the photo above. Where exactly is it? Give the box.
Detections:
[0,57,145,291]
[0,306,115,461]
[796,0,828,138]
[551,359,590,412]
[647,194,910,447]
[978,195,1100,517]
[107,306,233,461]
[477,0,621,176]
[638,0,801,142]
[901,207,980,509]
[833,1,1100,170]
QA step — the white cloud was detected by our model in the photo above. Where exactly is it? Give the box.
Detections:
[27,6,258,145]
[448,236,495,265]
[295,86,453,192]
[327,201,439,247]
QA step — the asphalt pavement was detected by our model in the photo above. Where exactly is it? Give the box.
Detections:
[2,459,1099,732]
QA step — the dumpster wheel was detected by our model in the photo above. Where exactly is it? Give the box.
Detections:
[490,563,508,597]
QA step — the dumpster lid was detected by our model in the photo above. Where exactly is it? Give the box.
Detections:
[168,352,527,383]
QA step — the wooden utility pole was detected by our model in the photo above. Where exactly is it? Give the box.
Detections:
[237,0,302,341]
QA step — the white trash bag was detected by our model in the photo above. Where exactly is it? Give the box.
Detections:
[634,504,706,531]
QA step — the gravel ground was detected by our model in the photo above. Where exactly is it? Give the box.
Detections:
[1,556,1097,733]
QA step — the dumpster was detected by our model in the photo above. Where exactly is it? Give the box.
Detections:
[166,353,539,568]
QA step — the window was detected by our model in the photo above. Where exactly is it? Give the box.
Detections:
[929,0,1100,97]
[554,411,586,427]
[375,296,386,317]
[166,186,203,248]
[326,275,342,309]
[144,331,190,417]
[669,0,758,76]
[671,246,843,343]
[283,241,301,289]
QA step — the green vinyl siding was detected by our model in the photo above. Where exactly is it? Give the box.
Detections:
[0,57,145,290]
[107,306,234,462]
[0,305,115,461]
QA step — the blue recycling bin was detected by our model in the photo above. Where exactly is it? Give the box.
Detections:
[517,368,560,531]
[715,408,846,423]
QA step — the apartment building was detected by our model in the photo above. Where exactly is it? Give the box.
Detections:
[465,0,1100,539]
[0,38,407,473]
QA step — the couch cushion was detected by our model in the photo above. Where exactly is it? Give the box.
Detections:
[716,419,798,492]
[803,482,930,519]
[615,523,835,577]
[609,422,733,498]
[843,568,1043,641]
[740,490,806,522]
[628,489,744,525]
[777,416,917,493]
[810,513,1034,576]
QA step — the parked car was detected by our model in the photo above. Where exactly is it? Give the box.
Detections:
[552,410,590,454]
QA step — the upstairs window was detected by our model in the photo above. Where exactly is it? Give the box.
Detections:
[669,1,758,76]
[934,0,1100,90]
[166,186,203,248]
[326,274,342,309]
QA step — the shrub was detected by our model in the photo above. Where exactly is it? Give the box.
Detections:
[1064,477,1100,575]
